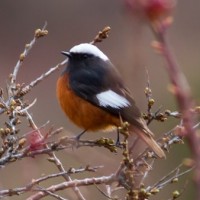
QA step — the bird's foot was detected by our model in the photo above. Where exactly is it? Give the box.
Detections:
[75,129,87,141]
[115,130,123,148]
[72,130,87,148]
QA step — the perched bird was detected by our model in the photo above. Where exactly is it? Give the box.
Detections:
[57,43,165,158]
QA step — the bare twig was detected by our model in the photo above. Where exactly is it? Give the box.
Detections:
[0,165,102,198]
[35,187,68,200]
[94,184,118,200]
[90,26,111,45]
[27,174,116,200]
[11,22,48,85]
[147,163,194,191]
[20,59,67,96]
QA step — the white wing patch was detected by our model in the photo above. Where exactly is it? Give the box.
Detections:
[70,43,109,61]
[96,90,130,109]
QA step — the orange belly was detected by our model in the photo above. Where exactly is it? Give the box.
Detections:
[56,74,120,131]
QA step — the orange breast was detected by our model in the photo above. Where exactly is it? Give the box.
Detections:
[56,73,120,131]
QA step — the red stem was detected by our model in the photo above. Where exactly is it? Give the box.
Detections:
[154,23,200,199]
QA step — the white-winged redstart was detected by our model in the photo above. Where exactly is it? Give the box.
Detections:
[57,43,165,158]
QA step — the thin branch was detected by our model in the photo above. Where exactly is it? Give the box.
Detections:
[90,26,111,45]
[94,184,118,200]
[27,174,116,200]
[20,59,67,96]
[36,187,68,200]
[11,22,48,85]
[0,165,102,198]
[48,152,86,200]
[18,98,37,114]
[147,163,194,191]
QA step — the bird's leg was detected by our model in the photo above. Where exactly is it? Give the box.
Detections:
[76,129,87,141]
[115,128,121,147]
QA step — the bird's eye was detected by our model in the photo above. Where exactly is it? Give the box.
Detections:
[82,54,89,59]
[82,53,93,59]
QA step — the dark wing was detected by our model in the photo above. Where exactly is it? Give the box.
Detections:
[69,59,143,129]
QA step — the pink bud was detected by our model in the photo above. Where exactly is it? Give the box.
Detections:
[26,131,45,151]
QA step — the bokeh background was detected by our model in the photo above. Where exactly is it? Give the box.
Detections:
[0,0,199,199]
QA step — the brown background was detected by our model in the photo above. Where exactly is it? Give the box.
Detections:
[0,0,199,199]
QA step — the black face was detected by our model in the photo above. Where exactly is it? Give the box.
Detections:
[66,52,108,73]
[67,52,101,71]
[65,52,108,97]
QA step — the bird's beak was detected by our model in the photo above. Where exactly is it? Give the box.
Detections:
[61,51,71,58]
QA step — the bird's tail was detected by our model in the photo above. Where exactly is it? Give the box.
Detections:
[130,123,165,158]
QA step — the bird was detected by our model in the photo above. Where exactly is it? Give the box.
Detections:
[56,43,165,158]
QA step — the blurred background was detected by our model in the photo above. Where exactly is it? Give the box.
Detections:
[0,0,199,199]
